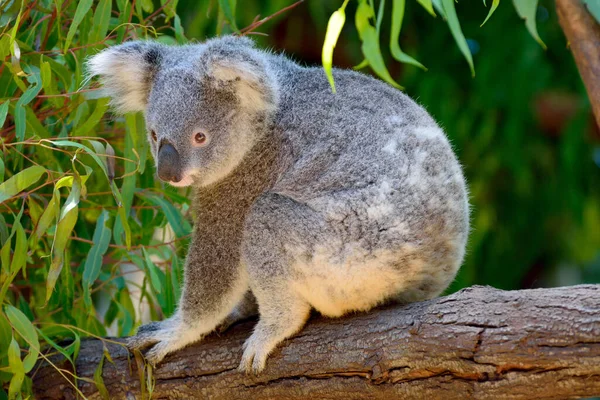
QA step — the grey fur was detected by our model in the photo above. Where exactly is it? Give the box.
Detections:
[88,36,470,373]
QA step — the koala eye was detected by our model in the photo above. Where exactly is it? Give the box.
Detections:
[194,132,208,146]
[150,130,157,142]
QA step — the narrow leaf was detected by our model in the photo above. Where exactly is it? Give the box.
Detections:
[9,220,26,274]
[90,0,112,43]
[584,0,600,24]
[5,305,40,373]
[64,0,94,51]
[0,313,11,358]
[0,166,46,204]
[356,0,403,89]
[322,0,349,93]
[142,248,163,294]
[33,191,59,242]
[143,193,191,238]
[417,0,436,16]
[512,0,546,49]
[390,0,427,70]
[83,210,112,308]
[7,337,25,399]
[442,0,475,76]
[0,100,9,128]
[218,0,238,31]
[93,352,110,400]
[481,0,500,26]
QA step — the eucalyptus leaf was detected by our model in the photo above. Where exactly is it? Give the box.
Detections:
[512,0,546,49]
[442,0,475,76]
[322,0,349,93]
[82,210,112,308]
[5,305,39,373]
[356,0,403,89]
[0,166,46,204]
[64,0,93,51]
[390,0,427,70]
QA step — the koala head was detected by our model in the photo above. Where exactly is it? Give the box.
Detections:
[88,36,278,187]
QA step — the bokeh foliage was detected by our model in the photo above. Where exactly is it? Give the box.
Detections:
[0,0,599,398]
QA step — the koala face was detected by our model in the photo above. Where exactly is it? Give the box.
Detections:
[88,37,277,187]
[145,70,243,187]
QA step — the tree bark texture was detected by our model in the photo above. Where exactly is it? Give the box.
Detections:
[556,0,600,128]
[32,285,600,399]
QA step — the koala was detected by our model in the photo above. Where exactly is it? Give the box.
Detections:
[88,36,469,374]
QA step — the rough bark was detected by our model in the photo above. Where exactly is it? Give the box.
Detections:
[32,285,600,399]
[556,0,600,128]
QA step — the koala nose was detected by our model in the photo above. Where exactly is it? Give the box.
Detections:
[157,142,182,183]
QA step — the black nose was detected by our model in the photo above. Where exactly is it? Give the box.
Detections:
[157,142,182,182]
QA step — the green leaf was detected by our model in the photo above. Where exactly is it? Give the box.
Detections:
[46,180,81,304]
[83,210,112,308]
[512,0,546,49]
[142,248,162,294]
[322,0,349,93]
[36,327,74,367]
[161,0,179,19]
[143,193,191,238]
[390,0,427,70]
[218,0,238,31]
[16,68,43,106]
[5,305,39,373]
[72,99,108,137]
[7,337,24,399]
[0,101,9,128]
[481,0,500,26]
[356,0,403,89]
[93,351,110,400]
[584,0,600,24]
[64,0,94,51]
[432,0,446,19]
[0,166,46,204]
[90,0,112,44]
[33,191,59,242]
[0,313,11,358]
[14,103,26,143]
[50,140,123,201]
[174,15,186,44]
[9,220,26,274]
[441,0,475,76]
[0,0,21,28]
[0,158,4,184]
[417,0,436,16]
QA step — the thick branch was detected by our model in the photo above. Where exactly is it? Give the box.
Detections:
[556,0,600,128]
[33,285,600,399]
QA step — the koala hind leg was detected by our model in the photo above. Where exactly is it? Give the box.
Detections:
[239,286,310,374]
[239,193,327,374]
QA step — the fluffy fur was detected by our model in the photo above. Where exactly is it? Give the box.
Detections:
[88,36,470,373]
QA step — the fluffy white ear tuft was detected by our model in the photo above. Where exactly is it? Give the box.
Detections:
[87,42,164,113]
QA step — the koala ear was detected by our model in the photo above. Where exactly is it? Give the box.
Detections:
[87,41,164,113]
[203,44,277,113]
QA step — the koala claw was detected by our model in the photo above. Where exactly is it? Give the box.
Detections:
[125,317,193,366]
[144,341,171,366]
[238,334,270,375]
[125,333,159,351]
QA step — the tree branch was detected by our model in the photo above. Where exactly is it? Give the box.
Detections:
[32,285,600,399]
[556,0,600,128]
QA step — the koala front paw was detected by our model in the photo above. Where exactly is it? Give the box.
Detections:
[126,317,193,366]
